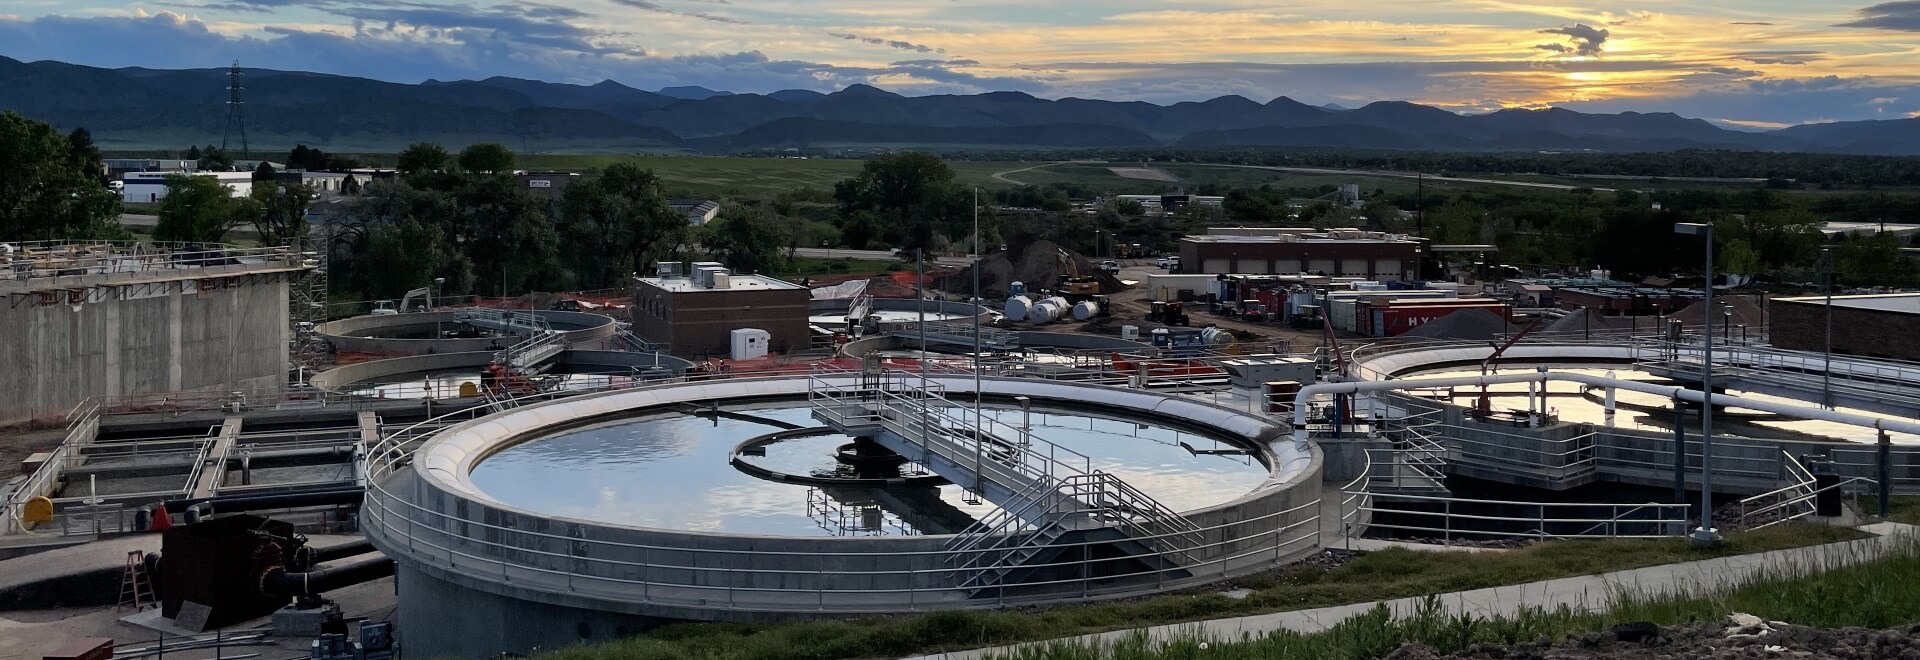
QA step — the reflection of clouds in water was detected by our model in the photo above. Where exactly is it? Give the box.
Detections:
[473,402,1271,535]
[1412,366,1920,445]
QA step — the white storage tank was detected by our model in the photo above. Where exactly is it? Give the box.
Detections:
[1004,296,1032,322]
[730,328,771,361]
[1029,296,1070,324]
[1200,327,1233,345]
[1072,300,1100,321]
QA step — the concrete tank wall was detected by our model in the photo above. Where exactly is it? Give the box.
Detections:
[316,309,619,357]
[0,274,291,426]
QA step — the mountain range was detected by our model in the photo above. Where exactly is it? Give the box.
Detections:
[4,56,1920,155]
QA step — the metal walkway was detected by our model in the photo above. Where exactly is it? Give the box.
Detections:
[807,368,1201,594]
[1634,341,1920,418]
[897,321,1021,352]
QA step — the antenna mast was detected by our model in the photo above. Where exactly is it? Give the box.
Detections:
[222,61,250,160]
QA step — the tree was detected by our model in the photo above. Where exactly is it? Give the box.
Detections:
[397,142,451,176]
[1116,198,1146,217]
[833,152,965,252]
[557,163,687,288]
[253,161,278,182]
[341,175,362,196]
[0,112,123,241]
[197,145,233,171]
[458,143,515,175]
[703,203,791,274]
[249,181,315,246]
[288,145,326,171]
[155,174,257,243]
[66,127,104,183]
[1720,238,1762,275]
[185,145,202,160]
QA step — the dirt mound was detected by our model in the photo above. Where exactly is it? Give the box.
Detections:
[1667,294,1768,330]
[1399,308,1521,341]
[936,239,1123,299]
[1544,307,1639,335]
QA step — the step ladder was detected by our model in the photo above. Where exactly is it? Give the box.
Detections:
[117,551,156,612]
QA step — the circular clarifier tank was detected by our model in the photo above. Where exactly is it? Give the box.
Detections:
[1403,363,1920,444]
[468,400,1269,536]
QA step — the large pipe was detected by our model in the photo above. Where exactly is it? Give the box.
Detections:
[262,556,395,598]
[161,487,364,514]
[1290,372,1920,445]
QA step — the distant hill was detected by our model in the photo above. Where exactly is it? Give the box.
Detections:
[4,56,1919,154]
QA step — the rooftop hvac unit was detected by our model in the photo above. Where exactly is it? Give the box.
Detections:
[657,261,683,279]
[710,271,731,289]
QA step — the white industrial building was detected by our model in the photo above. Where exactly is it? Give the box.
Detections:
[121,171,256,203]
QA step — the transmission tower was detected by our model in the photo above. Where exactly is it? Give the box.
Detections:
[222,61,249,160]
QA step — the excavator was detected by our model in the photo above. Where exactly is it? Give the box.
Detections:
[1054,249,1102,302]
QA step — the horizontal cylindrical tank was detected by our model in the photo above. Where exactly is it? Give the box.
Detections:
[1072,300,1100,321]
[1005,296,1032,322]
[1201,327,1233,345]
[1029,296,1069,324]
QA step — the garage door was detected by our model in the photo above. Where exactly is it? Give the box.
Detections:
[1308,259,1335,274]
[1275,259,1303,274]
[1375,259,1403,282]
[1203,259,1231,274]
[1236,259,1270,274]
[1341,259,1370,277]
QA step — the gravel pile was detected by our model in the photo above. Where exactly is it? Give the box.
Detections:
[1382,614,1920,660]
[1399,308,1522,341]
[935,239,1122,299]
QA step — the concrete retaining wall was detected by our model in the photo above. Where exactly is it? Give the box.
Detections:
[0,275,290,426]
[316,309,618,357]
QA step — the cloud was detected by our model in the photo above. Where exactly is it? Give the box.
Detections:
[1839,1,1920,30]
[1532,43,1571,53]
[828,32,943,54]
[1731,50,1825,65]
[607,0,746,24]
[1537,23,1610,57]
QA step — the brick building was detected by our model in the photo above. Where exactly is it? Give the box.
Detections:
[1771,293,1920,362]
[631,262,811,358]
[1177,232,1422,281]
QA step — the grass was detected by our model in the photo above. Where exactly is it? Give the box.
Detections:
[1861,496,1920,525]
[990,532,1920,659]
[511,154,1042,198]
[538,523,1861,660]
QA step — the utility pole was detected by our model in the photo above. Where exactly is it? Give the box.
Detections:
[972,188,984,499]
[1415,172,1425,236]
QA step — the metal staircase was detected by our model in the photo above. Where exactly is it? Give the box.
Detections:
[808,367,1203,595]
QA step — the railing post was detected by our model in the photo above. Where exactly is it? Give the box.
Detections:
[1879,430,1893,518]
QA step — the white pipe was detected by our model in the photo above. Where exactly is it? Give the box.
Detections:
[1603,369,1617,427]
[1290,372,1920,444]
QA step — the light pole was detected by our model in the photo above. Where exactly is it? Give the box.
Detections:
[972,187,984,499]
[1821,246,1834,410]
[1675,222,1721,547]
[431,277,446,339]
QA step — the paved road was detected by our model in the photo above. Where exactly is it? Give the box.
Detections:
[1186,163,1618,193]
[119,213,158,227]
[990,161,1084,186]
[905,521,1918,659]
[996,161,1616,193]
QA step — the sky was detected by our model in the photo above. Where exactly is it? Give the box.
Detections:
[2,0,1920,128]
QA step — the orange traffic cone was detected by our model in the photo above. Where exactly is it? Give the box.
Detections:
[150,504,173,532]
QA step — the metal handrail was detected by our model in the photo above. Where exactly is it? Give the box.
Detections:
[1346,491,1689,541]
